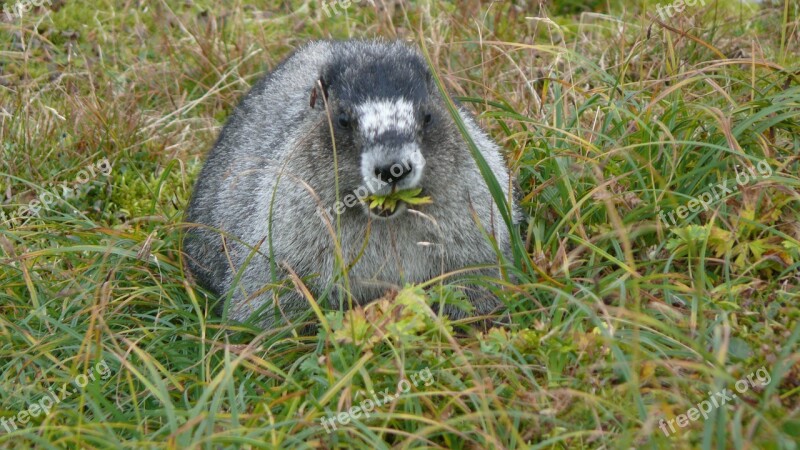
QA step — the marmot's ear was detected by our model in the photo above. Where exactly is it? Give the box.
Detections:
[309,75,329,109]
[424,70,436,92]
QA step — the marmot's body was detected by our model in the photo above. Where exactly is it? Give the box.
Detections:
[184,40,518,329]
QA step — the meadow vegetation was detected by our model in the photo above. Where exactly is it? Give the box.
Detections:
[1,0,798,448]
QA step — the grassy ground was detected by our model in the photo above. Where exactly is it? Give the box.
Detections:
[1,0,799,448]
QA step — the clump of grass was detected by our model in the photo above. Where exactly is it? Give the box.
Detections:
[363,187,432,214]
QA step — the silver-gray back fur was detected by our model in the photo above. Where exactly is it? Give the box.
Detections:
[184,40,518,329]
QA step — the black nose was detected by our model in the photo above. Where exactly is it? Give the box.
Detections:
[374,161,412,184]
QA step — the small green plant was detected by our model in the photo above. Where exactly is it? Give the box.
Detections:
[363,188,432,214]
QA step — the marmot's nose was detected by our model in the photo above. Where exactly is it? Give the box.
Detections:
[374,161,413,184]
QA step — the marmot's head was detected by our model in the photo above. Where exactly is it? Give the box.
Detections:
[309,41,453,220]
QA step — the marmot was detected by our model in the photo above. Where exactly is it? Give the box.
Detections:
[184,39,518,329]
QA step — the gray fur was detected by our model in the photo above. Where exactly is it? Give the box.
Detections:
[184,39,518,329]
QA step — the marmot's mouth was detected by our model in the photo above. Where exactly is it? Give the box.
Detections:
[362,186,431,220]
[367,201,407,219]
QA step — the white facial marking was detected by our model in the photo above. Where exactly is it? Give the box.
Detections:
[356,98,415,140]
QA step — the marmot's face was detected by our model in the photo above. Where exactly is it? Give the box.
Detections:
[315,49,445,220]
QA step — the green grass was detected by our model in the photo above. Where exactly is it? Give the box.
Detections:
[1,0,799,448]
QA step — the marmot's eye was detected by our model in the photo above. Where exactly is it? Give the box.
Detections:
[423,112,433,127]
[337,114,352,129]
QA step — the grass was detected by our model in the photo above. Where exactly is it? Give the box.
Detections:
[363,188,433,215]
[1,0,799,448]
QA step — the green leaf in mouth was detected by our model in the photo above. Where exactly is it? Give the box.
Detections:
[363,188,433,213]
